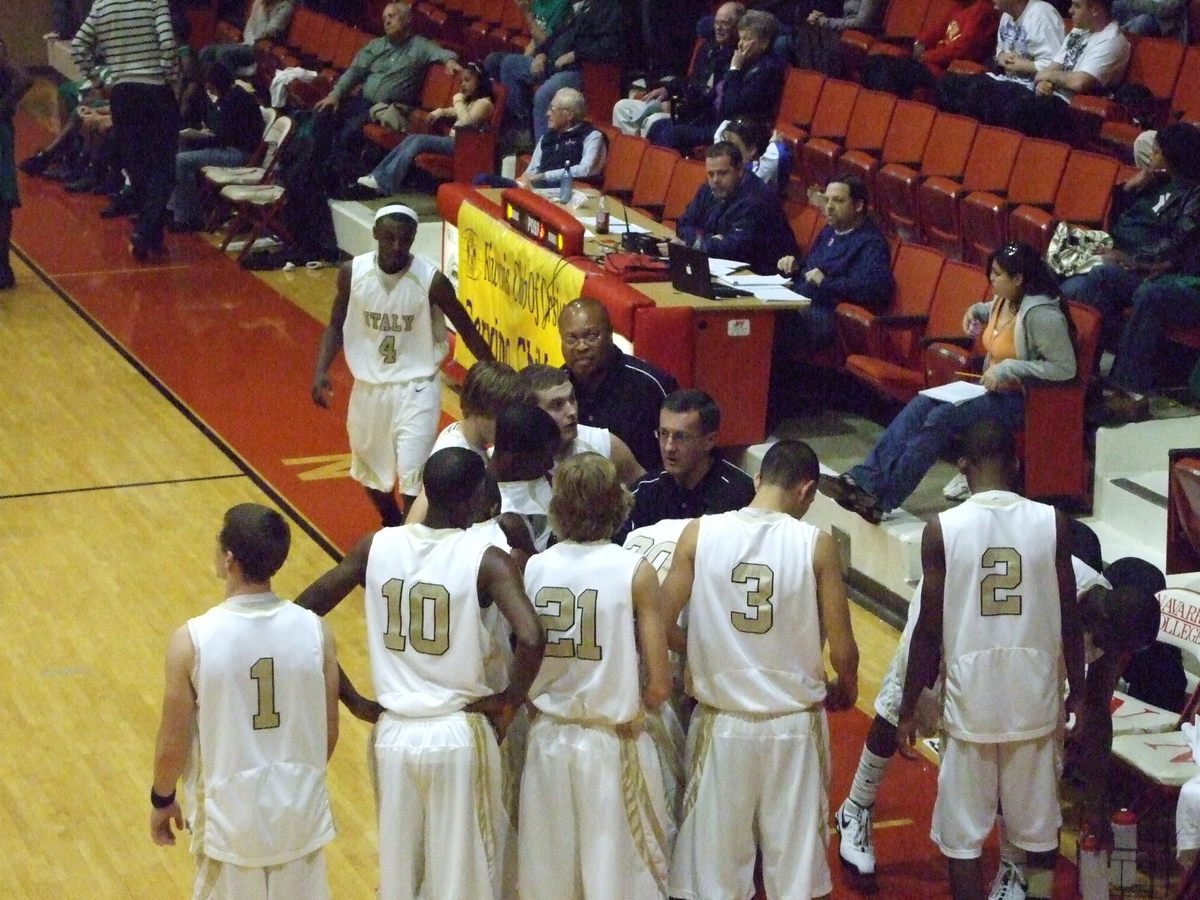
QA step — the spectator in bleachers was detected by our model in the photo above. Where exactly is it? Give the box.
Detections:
[356,61,494,196]
[518,0,573,48]
[676,141,798,276]
[1063,123,1200,421]
[860,0,1000,98]
[936,0,1065,117]
[167,63,263,232]
[822,242,1075,523]
[774,0,884,73]
[474,88,605,189]
[1111,0,1185,36]
[776,175,893,350]
[313,2,461,180]
[612,2,744,139]
[647,9,785,155]
[199,0,294,73]
[940,0,1127,140]
[489,0,628,149]
[718,116,791,195]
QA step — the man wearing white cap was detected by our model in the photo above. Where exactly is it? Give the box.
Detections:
[312,204,496,526]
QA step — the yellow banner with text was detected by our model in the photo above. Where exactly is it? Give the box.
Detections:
[453,201,584,370]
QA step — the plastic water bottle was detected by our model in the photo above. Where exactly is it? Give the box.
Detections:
[1078,834,1108,900]
[558,169,573,204]
[595,195,610,235]
[1110,808,1138,887]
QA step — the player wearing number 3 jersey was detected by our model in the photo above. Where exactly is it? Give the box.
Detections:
[662,440,859,900]
[296,448,546,900]
[519,453,673,900]
[311,204,495,527]
[149,504,339,899]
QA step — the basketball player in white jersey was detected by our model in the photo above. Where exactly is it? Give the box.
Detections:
[405,360,530,525]
[296,448,546,900]
[311,204,495,527]
[662,439,860,900]
[519,363,645,486]
[489,403,561,552]
[149,504,339,899]
[519,453,673,899]
[898,420,1084,900]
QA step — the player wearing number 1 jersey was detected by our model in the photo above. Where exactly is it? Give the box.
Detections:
[898,420,1083,900]
[311,204,495,527]
[149,504,339,899]
[519,453,672,899]
[662,440,859,900]
[297,448,545,900]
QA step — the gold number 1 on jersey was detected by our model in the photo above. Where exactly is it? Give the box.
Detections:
[250,657,281,730]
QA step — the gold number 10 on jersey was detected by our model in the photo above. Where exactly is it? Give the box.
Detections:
[382,577,452,655]
[534,586,604,660]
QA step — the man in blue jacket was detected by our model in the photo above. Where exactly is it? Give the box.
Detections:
[675,141,798,275]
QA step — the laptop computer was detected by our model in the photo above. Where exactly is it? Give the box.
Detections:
[667,243,753,300]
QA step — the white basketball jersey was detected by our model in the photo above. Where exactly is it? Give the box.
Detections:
[186,594,335,867]
[525,541,644,724]
[499,476,554,551]
[688,508,826,714]
[364,524,494,716]
[623,519,690,584]
[568,424,613,460]
[940,490,1063,742]
[343,252,441,385]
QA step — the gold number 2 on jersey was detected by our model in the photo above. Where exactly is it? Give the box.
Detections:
[250,657,281,730]
[534,586,603,660]
[382,578,451,655]
[731,562,774,634]
[980,547,1023,616]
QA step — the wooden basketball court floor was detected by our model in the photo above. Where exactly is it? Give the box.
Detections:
[0,102,1055,898]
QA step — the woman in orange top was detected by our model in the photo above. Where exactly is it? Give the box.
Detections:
[824,241,1076,522]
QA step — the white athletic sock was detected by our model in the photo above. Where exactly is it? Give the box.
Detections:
[847,747,891,810]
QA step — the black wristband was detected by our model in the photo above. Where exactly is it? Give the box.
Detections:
[150,788,176,809]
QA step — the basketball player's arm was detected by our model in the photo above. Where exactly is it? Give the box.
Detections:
[296,535,385,722]
[311,263,351,408]
[429,272,495,363]
[404,488,429,524]
[1076,641,1122,846]
[660,519,700,655]
[898,520,946,759]
[149,626,195,846]
[1057,511,1085,735]
[321,619,340,759]
[633,559,672,710]
[610,434,647,487]
[467,547,546,737]
[814,531,859,711]
[496,512,538,563]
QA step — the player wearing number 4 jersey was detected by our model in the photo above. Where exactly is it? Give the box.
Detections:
[519,453,673,900]
[311,204,495,527]
[149,504,339,900]
[663,440,859,900]
[297,448,545,900]
[898,420,1084,900]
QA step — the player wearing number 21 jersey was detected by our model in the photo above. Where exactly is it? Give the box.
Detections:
[296,449,546,900]
[662,440,859,900]
[519,454,673,900]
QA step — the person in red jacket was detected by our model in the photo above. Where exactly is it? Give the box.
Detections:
[861,0,999,98]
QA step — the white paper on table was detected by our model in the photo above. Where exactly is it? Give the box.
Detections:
[919,381,988,404]
[577,216,653,234]
[753,287,812,303]
[706,257,748,276]
[1183,718,1200,765]
[720,273,791,287]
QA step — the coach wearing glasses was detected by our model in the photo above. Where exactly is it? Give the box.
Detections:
[622,389,755,535]
[558,297,678,472]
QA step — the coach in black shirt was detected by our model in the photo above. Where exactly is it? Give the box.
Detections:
[559,297,678,472]
[623,389,755,536]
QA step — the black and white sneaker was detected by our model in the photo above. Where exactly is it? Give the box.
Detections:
[835,798,876,876]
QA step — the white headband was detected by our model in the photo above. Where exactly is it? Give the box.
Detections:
[374,204,419,225]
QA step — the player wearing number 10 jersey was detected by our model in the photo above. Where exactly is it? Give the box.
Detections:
[519,454,673,900]
[662,440,859,900]
[297,448,546,900]
[149,504,339,899]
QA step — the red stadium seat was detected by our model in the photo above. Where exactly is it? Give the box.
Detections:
[875,112,976,241]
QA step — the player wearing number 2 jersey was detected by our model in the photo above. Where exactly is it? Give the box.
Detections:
[519,453,672,900]
[311,204,495,527]
[149,504,339,899]
[296,448,546,900]
[662,440,859,900]
[898,420,1083,900]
